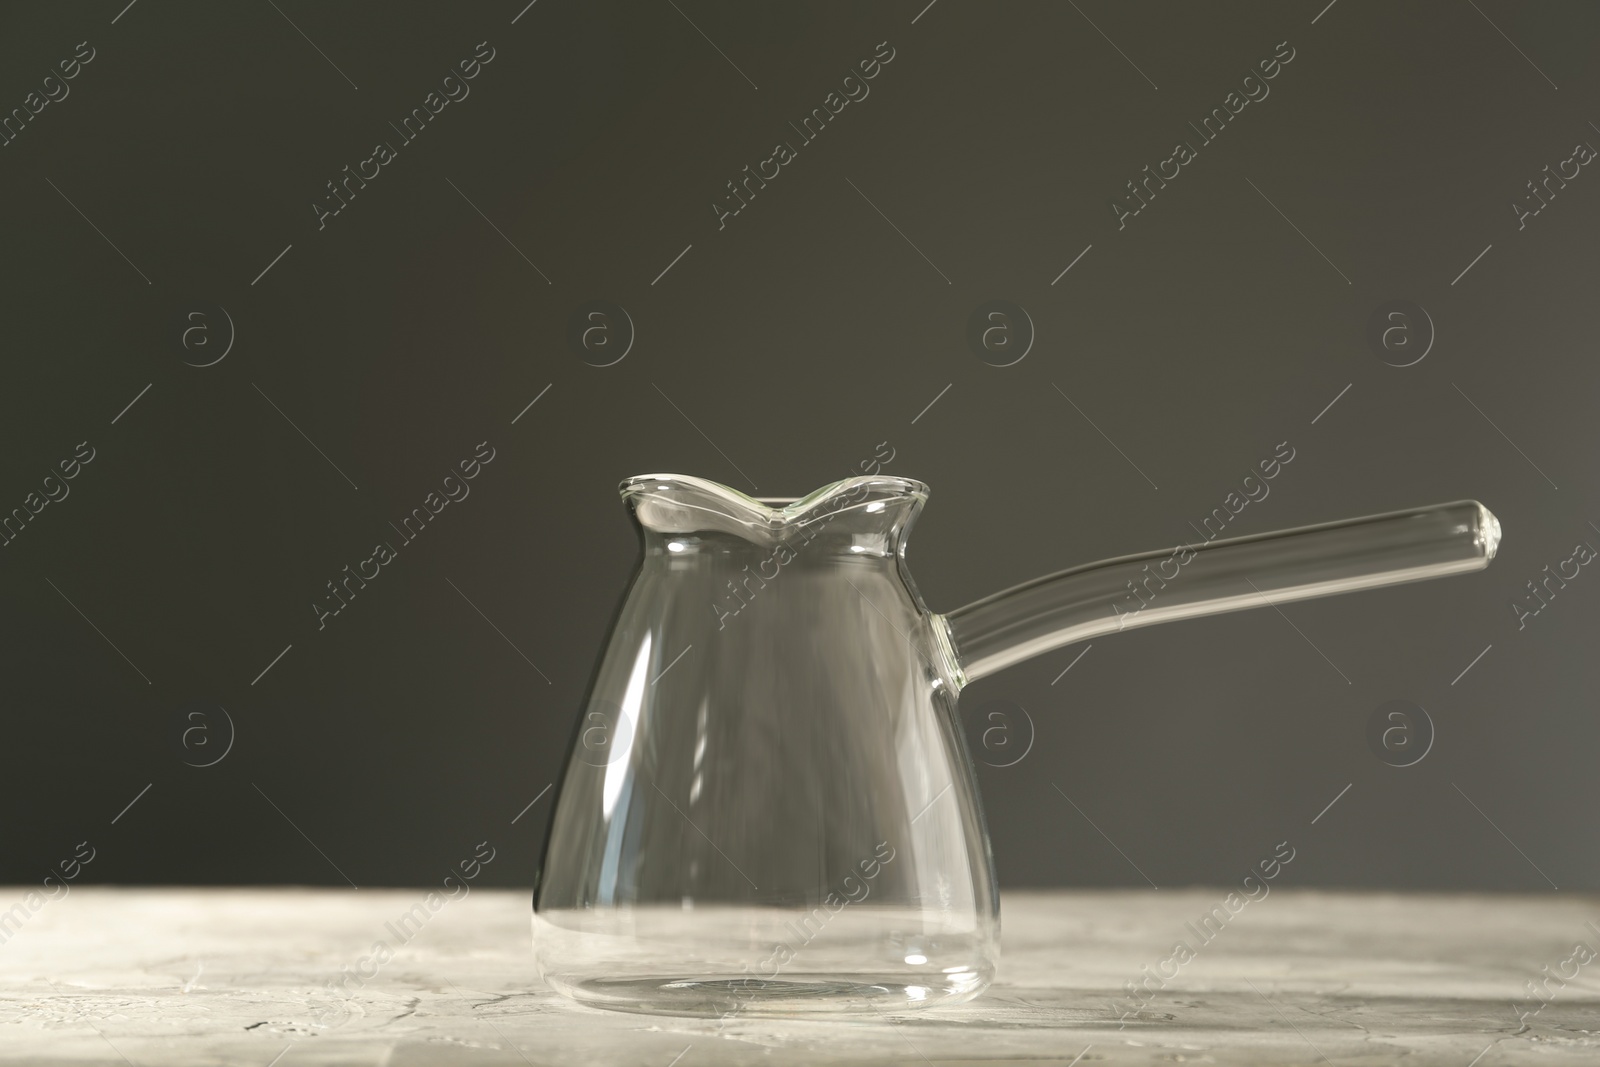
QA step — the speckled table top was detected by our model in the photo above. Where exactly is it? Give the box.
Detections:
[0,887,1595,1065]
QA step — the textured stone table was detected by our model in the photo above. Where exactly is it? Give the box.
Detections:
[1,887,1596,1065]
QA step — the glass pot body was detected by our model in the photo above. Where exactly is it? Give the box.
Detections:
[534,476,996,1016]
[534,473,1500,1017]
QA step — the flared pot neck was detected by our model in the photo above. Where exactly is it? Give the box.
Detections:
[621,473,927,546]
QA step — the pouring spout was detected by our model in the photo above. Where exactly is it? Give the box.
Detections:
[941,500,1500,686]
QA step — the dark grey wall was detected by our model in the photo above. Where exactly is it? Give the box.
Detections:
[2,0,1595,892]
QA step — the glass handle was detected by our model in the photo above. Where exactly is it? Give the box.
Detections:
[941,501,1500,686]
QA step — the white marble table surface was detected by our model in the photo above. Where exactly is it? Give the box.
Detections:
[1,887,1595,1065]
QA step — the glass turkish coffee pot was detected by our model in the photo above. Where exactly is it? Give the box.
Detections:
[533,474,1499,1016]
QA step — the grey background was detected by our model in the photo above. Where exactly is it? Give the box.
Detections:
[1,0,1594,893]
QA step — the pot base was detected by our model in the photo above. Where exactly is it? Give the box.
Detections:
[543,971,988,1017]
